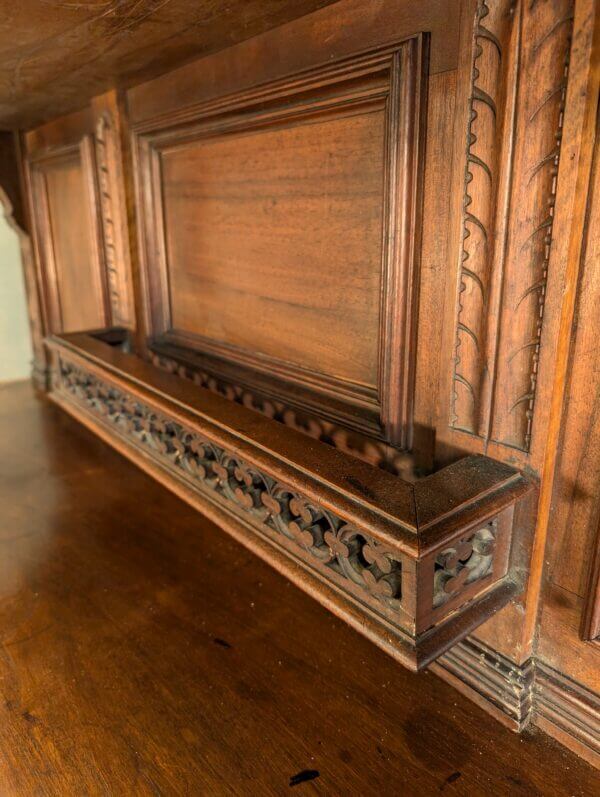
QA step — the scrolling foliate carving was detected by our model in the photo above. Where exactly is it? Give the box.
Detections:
[58,359,404,615]
[150,353,415,478]
[452,0,513,433]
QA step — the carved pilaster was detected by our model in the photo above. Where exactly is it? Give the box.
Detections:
[491,0,573,449]
[452,0,514,433]
[95,112,133,329]
[451,0,574,452]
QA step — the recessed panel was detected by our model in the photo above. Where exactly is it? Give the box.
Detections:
[45,156,105,332]
[162,110,385,388]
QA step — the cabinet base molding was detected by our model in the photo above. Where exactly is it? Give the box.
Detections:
[433,641,600,768]
[431,637,534,731]
[534,663,600,769]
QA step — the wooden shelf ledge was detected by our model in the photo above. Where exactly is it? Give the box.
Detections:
[46,331,534,670]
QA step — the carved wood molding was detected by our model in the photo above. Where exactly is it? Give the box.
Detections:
[95,112,132,329]
[148,348,416,479]
[46,332,532,670]
[452,0,514,435]
[451,0,574,451]
[491,0,573,450]
[535,662,600,768]
[133,36,427,450]
[432,636,534,730]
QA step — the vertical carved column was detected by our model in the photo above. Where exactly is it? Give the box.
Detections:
[95,111,134,329]
[491,0,573,450]
[451,0,574,451]
[452,0,514,433]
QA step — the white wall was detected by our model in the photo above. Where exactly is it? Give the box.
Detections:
[0,212,32,382]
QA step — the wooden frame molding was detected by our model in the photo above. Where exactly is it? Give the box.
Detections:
[535,662,600,769]
[147,346,417,479]
[46,331,532,671]
[133,35,427,450]
[25,136,110,335]
[432,636,534,731]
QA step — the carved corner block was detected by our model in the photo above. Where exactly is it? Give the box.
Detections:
[46,331,533,671]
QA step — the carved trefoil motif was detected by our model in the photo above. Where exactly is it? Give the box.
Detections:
[451,0,574,451]
[433,521,497,608]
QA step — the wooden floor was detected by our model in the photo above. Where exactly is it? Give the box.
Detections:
[0,381,597,796]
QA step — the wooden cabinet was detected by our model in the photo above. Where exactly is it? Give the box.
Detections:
[2,0,598,768]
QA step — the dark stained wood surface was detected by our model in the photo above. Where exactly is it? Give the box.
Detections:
[0,0,339,129]
[0,380,596,795]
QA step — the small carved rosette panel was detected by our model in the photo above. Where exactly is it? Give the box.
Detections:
[433,521,497,609]
[57,360,404,618]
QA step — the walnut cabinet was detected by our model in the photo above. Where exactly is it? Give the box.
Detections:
[2,0,599,768]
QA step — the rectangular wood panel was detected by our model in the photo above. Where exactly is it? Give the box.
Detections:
[44,154,104,332]
[134,36,426,448]
[163,110,384,387]
[28,138,108,335]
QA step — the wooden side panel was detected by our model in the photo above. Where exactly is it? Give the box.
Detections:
[24,97,136,339]
[28,142,107,334]
[537,78,600,680]
[44,155,104,332]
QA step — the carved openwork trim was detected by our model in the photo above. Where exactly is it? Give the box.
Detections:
[149,350,415,479]
[433,520,497,608]
[59,358,406,618]
[47,333,532,669]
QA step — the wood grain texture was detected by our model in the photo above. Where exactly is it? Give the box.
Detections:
[128,0,461,124]
[163,110,384,387]
[27,141,108,334]
[134,37,426,449]
[0,0,340,129]
[0,379,597,795]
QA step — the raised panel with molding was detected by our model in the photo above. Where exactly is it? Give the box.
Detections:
[27,137,108,334]
[134,37,426,449]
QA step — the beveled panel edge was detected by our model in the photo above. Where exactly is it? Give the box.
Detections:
[45,332,533,669]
